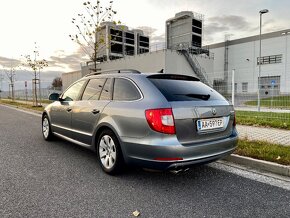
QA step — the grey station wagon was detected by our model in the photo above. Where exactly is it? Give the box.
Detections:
[42,70,238,174]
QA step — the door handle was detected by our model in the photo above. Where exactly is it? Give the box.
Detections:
[91,109,100,114]
[66,108,72,112]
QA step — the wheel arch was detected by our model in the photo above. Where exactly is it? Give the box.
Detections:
[93,123,124,153]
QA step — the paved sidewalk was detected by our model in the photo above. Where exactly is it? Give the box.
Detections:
[236,106,290,113]
[237,125,290,146]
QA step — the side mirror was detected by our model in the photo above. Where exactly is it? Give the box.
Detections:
[49,93,60,101]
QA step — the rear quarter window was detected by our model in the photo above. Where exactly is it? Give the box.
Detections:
[113,78,141,101]
[148,75,226,102]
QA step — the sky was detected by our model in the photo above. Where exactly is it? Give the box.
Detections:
[1,0,290,91]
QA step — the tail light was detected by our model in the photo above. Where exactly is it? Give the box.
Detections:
[145,108,176,134]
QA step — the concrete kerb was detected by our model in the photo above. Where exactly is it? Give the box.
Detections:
[223,154,290,177]
[0,103,42,116]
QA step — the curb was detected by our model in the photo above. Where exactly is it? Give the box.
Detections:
[224,154,290,177]
[0,103,42,115]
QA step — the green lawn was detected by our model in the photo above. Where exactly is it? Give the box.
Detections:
[0,99,44,111]
[14,98,52,104]
[236,110,290,130]
[235,140,290,165]
[244,96,290,109]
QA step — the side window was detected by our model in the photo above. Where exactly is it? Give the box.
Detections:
[113,78,141,101]
[82,78,106,100]
[100,78,113,100]
[62,80,86,101]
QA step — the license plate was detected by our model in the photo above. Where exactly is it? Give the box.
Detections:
[197,117,224,131]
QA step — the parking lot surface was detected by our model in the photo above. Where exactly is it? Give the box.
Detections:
[0,105,290,217]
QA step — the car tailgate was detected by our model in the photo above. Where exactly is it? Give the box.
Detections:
[171,101,235,146]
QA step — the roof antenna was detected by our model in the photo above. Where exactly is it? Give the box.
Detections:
[158,69,164,73]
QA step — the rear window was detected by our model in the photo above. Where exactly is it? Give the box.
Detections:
[148,75,226,102]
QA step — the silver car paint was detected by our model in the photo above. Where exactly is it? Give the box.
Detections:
[44,72,238,170]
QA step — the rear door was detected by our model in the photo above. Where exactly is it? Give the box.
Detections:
[71,78,112,145]
[148,74,235,145]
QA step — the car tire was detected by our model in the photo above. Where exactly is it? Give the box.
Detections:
[42,114,54,141]
[97,129,124,175]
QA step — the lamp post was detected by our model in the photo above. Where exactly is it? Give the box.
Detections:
[258,9,269,112]
[281,31,290,94]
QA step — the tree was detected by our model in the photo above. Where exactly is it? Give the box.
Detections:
[51,77,62,88]
[22,44,48,106]
[69,0,119,72]
[3,67,16,100]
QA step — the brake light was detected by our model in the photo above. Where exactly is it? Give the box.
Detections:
[145,108,176,134]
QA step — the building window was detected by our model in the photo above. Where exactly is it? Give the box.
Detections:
[242,82,248,93]
[257,54,282,65]
[234,83,238,93]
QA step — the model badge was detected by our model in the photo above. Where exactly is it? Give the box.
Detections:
[212,108,217,115]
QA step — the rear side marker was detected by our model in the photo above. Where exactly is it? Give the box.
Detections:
[154,157,183,161]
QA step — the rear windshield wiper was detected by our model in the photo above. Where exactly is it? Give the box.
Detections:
[174,93,210,100]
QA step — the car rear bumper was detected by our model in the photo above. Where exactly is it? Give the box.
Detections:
[121,129,238,170]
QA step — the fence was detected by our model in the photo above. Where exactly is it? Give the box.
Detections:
[207,70,290,127]
[1,88,62,101]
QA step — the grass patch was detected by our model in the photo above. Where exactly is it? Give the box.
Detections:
[0,99,44,112]
[235,139,290,165]
[14,98,52,104]
[244,96,290,109]
[236,110,290,130]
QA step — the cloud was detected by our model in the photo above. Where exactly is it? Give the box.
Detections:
[48,48,89,71]
[207,15,251,30]
[137,26,165,44]
[0,57,21,68]
[136,26,158,35]
[145,0,190,9]
[204,15,253,44]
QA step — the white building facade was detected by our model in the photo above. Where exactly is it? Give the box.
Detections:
[208,29,290,96]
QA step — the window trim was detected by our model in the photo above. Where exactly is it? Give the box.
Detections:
[242,82,248,93]
[112,77,143,102]
[80,78,107,101]
[60,79,88,102]
[99,78,114,101]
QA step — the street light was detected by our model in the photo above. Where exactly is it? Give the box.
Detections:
[257,9,269,112]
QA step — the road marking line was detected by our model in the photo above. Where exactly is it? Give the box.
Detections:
[211,161,290,191]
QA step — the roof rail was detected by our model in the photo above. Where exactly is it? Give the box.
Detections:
[85,69,141,77]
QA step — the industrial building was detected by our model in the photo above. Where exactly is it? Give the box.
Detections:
[62,11,290,100]
[94,22,149,62]
[63,11,213,90]
[208,29,290,96]
[166,11,204,49]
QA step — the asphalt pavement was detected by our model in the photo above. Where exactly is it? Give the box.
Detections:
[0,105,290,217]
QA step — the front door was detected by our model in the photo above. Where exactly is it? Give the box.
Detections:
[50,80,86,138]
